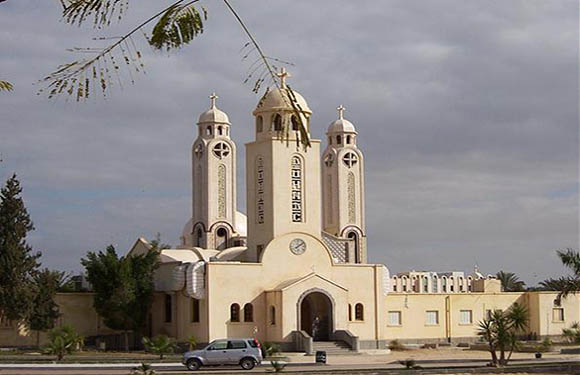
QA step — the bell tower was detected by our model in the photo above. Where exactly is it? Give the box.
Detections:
[185,93,237,250]
[246,69,322,261]
[321,106,367,263]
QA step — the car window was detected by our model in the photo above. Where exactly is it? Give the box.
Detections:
[209,340,228,350]
[228,340,247,349]
[247,339,259,348]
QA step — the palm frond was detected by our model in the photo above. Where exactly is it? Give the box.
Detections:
[62,0,130,28]
[149,2,206,51]
[0,80,13,92]
[557,248,580,276]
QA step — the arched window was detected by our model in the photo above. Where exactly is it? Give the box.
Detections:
[206,126,212,136]
[256,116,263,133]
[291,115,299,131]
[196,228,202,247]
[402,277,408,292]
[336,135,341,144]
[230,303,240,322]
[423,276,429,293]
[216,227,228,250]
[393,276,398,292]
[450,277,454,292]
[191,298,200,323]
[348,232,359,263]
[270,306,276,325]
[218,126,223,135]
[243,303,253,322]
[164,294,172,323]
[442,277,447,293]
[412,277,418,292]
[355,303,364,321]
[273,114,282,131]
[348,304,352,321]
[346,135,351,144]
[432,276,438,293]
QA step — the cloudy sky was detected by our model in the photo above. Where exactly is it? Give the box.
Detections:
[1,0,578,285]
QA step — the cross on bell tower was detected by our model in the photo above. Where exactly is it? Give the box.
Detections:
[337,105,345,120]
[276,67,291,89]
[209,92,218,108]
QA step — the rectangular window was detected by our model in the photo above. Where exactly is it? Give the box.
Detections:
[553,308,564,322]
[164,294,172,323]
[459,310,472,325]
[425,310,439,325]
[191,298,200,323]
[388,311,402,326]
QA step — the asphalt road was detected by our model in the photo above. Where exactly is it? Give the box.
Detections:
[1,359,579,375]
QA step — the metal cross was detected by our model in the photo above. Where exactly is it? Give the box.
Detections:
[337,105,345,119]
[213,142,230,159]
[276,67,291,89]
[209,92,218,108]
[343,152,357,167]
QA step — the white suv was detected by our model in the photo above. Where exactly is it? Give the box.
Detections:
[183,338,263,371]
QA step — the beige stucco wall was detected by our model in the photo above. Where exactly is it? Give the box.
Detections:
[0,293,117,347]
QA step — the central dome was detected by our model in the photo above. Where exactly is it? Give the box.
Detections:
[253,87,311,115]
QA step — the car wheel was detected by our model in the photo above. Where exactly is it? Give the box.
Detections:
[186,358,201,371]
[240,357,255,370]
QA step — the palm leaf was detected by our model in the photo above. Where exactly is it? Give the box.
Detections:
[62,0,130,27]
[149,2,205,51]
[0,80,13,92]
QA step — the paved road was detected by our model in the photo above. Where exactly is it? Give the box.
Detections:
[1,359,578,375]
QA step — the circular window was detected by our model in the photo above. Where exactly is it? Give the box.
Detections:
[342,152,358,168]
[212,142,230,159]
[324,152,334,167]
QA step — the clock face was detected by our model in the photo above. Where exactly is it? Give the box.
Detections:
[289,238,306,255]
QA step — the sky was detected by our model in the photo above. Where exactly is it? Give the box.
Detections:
[0,0,578,286]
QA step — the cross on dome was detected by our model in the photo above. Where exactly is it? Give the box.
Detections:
[276,67,291,89]
[209,92,219,108]
[337,105,345,119]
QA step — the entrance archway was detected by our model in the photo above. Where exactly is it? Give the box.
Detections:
[299,291,333,341]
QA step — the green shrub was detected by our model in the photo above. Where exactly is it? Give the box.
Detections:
[142,335,176,359]
[43,325,84,360]
[389,339,406,351]
[131,363,155,375]
[563,322,580,344]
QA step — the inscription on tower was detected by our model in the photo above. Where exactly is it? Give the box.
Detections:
[291,156,303,222]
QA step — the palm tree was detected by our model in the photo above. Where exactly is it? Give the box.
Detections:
[477,303,528,366]
[550,248,580,303]
[496,271,526,292]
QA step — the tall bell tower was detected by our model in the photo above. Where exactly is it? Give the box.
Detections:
[184,93,238,250]
[245,69,322,261]
[321,106,367,263]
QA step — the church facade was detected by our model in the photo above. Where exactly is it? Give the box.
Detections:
[125,71,579,351]
[2,71,577,350]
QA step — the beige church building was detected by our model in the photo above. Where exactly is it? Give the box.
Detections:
[1,71,578,351]
[125,71,579,352]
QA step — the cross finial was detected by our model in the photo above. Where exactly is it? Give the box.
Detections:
[337,105,345,119]
[209,92,218,108]
[276,67,291,89]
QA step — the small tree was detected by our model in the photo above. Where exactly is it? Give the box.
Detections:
[81,245,159,351]
[142,335,177,359]
[43,325,84,360]
[186,334,197,351]
[0,175,41,322]
[477,303,529,366]
[28,269,68,347]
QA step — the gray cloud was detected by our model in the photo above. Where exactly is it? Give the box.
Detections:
[1,0,577,286]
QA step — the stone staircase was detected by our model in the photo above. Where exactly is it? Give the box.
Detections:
[312,341,359,355]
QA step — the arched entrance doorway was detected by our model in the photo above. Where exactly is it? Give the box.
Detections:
[299,291,333,341]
